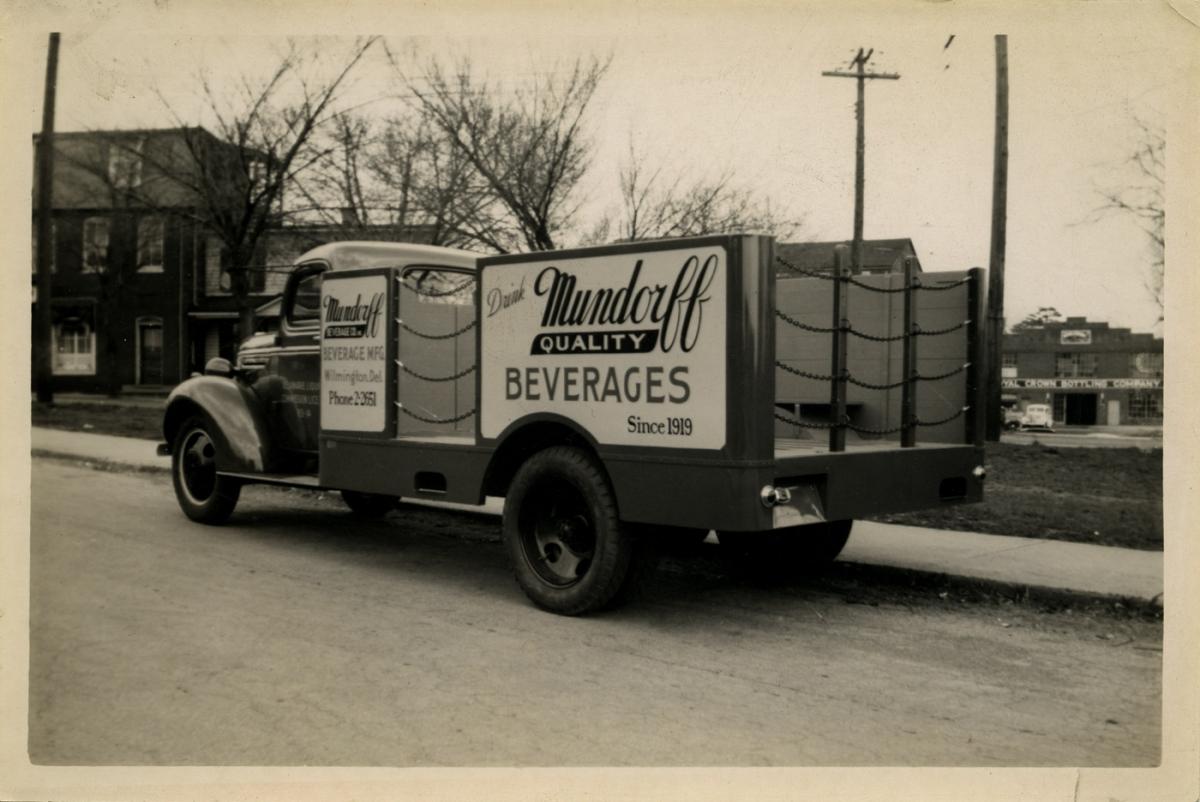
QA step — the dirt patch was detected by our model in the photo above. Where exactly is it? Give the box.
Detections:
[32,401,164,441]
[872,442,1162,551]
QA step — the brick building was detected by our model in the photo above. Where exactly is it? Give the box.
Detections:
[32,127,432,392]
[1001,316,1163,426]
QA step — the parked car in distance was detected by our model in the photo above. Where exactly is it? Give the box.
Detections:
[1018,403,1054,432]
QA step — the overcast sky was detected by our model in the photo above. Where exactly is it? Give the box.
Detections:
[24,3,1194,334]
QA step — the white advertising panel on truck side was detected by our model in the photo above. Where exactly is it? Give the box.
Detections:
[479,245,728,450]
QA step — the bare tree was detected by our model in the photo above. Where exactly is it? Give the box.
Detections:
[298,108,501,249]
[87,37,378,337]
[609,142,804,242]
[1011,306,1064,332]
[1093,114,1164,323]
[299,111,377,226]
[393,52,610,252]
[374,114,499,248]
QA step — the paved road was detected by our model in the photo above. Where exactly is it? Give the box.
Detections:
[28,458,1162,767]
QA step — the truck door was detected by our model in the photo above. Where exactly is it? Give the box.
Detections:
[262,262,325,463]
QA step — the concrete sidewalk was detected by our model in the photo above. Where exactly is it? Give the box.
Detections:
[33,392,170,408]
[30,426,1163,606]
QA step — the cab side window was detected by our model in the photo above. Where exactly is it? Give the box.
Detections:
[286,265,324,328]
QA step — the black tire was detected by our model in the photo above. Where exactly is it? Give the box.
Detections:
[502,446,654,615]
[718,520,853,582]
[171,416,241,525]
[341,490,397,518]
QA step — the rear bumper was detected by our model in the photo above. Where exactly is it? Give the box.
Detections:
[775,444,985,523]
[606,443,985,533]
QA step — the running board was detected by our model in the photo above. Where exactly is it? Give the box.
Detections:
[218,471,322,489]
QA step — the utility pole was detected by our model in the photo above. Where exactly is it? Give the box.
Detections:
[35,33,61,405]
[985,34,1009,441]
[822,48,899,272]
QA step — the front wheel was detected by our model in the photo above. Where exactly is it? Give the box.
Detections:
[503,447,654,615]
[718,520,853,582]
[171,416,241,524]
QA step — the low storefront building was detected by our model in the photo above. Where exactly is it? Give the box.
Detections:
[1002,317,1162,426]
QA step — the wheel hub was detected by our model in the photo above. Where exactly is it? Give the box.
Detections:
[179,429,217,503]
[529,504,595,586]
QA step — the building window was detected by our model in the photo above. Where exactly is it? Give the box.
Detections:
[204,236,228,295]
[82,217,110,274]
[52,303,96,375]
[1055,352,1097,378]
[205,235,266,295]
[1052,394,1066,424]
[136,316,165,385]
[248,158,267,189]
[108,138,144,189]
[1127,391,1162,421]
[248,262,266,293]
[32,221,57,274]
[1129,352,1163,378]
[1001,352,1018,379]
[137,217,165,273]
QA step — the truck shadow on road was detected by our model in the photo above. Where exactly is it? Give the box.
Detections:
[221,488,959,629]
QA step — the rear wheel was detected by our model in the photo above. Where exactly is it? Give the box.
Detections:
[171,416,240,524]
[503,447,654,615]
[718,520,853,581]
[341,490,397,518]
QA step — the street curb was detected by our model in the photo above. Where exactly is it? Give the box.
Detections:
[830,560,1163,617]
[32,449,170,474]
[30,449,1163,616]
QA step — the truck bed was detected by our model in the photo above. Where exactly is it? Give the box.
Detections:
[774,437,957,457]
[396,433,476,446]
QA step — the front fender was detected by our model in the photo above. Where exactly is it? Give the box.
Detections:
[163,375,275,473]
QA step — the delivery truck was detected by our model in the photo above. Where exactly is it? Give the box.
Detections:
[160,234,986,614]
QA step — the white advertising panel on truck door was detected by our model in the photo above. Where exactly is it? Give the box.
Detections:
[319,272,388,433]
[480,245,727,449]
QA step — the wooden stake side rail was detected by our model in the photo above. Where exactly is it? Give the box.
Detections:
[829,246,850,452]
[778,249,983,452]
[901,256,918,447]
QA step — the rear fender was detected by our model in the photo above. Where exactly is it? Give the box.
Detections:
[163,375,275,473]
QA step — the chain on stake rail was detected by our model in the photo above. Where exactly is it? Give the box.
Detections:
[775,360,970,388]
[396,317,478,340]
[772,253,982,450]
[397,274,476,298]
[396,403,477,425]
[393,274,478,426]
[775,256,971,292]
[396,361,477,382]
[775,405,969,435]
